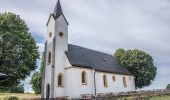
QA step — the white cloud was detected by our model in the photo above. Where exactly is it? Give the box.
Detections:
[37,43,44,53]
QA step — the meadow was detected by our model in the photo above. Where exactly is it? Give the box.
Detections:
[0,93,170,100]
[0,93,40,100]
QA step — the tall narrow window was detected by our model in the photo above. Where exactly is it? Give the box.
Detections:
[112,76,116,82]
[49,32,52,38]
[103,75,108,87]
[48,52,51,64]
[123,77,127,87]
[82,71,87,85]
[58,73,64,87]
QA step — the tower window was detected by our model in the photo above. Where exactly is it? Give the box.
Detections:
[123,77,127,87]
[59,32,64,37]
[81,71,87,85]
[49,32,52,38]
[58,73,64,87]
[48,52,51,64]
[103,75,108,87]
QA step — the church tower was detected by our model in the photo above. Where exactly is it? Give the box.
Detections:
[42,0,69,99]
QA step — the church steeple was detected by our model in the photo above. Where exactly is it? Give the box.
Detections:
[53,0,63,18]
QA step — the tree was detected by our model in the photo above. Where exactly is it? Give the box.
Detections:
[30,71,41,94]
[30,52,44,94]
[0,12,39,86]
[114,48,157,88]
[166,84,170,90]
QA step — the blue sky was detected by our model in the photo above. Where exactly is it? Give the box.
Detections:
[0,0,170,92]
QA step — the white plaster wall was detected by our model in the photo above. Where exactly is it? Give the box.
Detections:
[65,68,135,98]
[44,15,55,98]
[95,72,136,93]
[53,15,69,97]
[65,67,95,99]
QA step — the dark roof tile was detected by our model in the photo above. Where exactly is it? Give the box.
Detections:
[66,44,133,76]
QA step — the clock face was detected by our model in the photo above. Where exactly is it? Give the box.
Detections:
[49,32,52,38]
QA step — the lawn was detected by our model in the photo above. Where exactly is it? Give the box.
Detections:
[112,95,170,100]
[0,93,170,100]
[0,93,40,100]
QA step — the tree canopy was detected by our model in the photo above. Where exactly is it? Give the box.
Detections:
[166,84,170,90]
[114,48,157,88]
[30,52,44,94]
[0,12,39,86]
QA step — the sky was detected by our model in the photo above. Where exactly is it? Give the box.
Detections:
[0,0,170,92]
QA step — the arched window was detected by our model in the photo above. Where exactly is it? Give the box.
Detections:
[48,52,51,64]
[82,71,87,85]
[58,73,64,87]
[123,77,127,87]
[103,75,108,87]
[129,76,131,80]
[46,84,50,99]
[112,76,116,82]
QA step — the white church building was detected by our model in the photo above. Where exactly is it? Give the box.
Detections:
[41,0,136,99]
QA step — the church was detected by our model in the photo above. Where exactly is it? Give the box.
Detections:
[41,0,136,99]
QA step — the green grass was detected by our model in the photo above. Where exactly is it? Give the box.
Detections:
[0,93,40,100]
[150,96,170,100]
[106,95,170,100]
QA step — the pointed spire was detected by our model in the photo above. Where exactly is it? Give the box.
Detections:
[53,0,63,18]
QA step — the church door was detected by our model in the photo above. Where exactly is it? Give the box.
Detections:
[46,84,50,99]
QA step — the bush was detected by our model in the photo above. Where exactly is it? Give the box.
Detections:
[3,96,19,100]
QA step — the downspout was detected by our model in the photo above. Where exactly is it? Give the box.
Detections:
[93,70,97,97]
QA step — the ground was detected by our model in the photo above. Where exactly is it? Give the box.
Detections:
[0,93,170,100]
[0,93,40,100]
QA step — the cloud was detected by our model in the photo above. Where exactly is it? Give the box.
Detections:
[37,43,44,53]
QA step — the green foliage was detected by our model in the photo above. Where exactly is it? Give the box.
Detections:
[166,84,170,90]
[30,52,45,94]
[114,48,157,88]
[0,12,39,86]
[30,71,42,94]
[3,96,19,100]
[0,85,24,93]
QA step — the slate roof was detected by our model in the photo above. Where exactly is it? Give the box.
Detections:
[53,0,63,18]
[66,44,133,76]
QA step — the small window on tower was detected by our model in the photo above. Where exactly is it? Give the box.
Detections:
[49,32,52,38]
[48,52,51,64]
[59,32,64,37]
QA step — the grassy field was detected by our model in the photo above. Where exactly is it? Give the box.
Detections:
[0,93,170,100]
[113,95,170,100]
[150,96,170,100]
[0,93,40,100]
